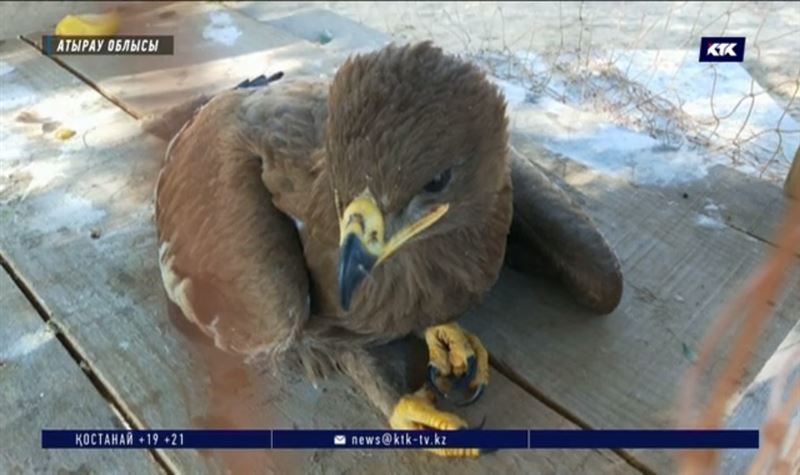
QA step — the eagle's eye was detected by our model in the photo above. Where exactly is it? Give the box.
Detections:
[423,168,452,193]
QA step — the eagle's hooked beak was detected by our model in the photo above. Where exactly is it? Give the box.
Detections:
[337,193,449,311]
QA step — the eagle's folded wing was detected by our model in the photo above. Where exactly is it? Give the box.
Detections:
[236,79,329,224]
[507,146,623,314]
[154,86,319,359]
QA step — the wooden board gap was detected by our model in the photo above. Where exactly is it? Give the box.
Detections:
[0,252,175,475]
[489,354,655,475]
[18,35,141,120]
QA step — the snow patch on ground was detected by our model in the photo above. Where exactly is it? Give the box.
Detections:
[482,49,798,187]
[1,327,54,360]
[0,60,14,76]
[695,214,727,230]
[489,76,530,108]
[703,200,726,218]
[203,11,242,46]
[16,160,71,201]
[33,193,106,233]
[0,82,133,203]
[1,126,85,202]
[509,93,712,186]
[531,109,710,186]
[0,127,31,162]
[616,49,799,165]
[0,83,38,112]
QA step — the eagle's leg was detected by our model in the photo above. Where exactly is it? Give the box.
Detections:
[424,323,489,406]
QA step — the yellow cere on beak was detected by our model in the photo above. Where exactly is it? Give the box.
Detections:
[336,192,449,310]
[339,193,449,264]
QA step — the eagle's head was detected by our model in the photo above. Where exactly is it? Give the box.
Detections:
[326,42,510,312]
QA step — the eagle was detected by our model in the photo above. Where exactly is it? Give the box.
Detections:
[153,42,622,457]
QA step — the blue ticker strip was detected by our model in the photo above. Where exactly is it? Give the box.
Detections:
[528,429,758,449]
[41,429,758,450]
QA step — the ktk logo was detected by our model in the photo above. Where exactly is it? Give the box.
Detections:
[707,43,737,57]
[699,37,746,63]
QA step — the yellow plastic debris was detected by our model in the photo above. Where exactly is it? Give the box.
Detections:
[54,128,76,140]
[55,11,120,36]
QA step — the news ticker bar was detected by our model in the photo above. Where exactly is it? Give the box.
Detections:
[43,429,758,450]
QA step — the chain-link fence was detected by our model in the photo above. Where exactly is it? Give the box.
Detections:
[322,1,799,186]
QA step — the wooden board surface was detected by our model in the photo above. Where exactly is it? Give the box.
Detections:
[10,5,799,474]
[0,36,635,475]
[460,132,800,471]
[226,4,390,52]
[658,164,788,247]
[720,319,800,473]
[23,2,353,119]
[0,270,163,474]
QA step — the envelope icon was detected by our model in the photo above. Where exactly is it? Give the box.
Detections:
[334,435,346,446]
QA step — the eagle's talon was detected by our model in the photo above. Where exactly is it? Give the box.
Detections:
[390,387,483,458]
[428,357,483,406]
[426,364,448,399]
[424,323,489,405]
[449,354,477,390]
[455,383,485,407]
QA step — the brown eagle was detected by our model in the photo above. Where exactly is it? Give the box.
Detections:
[153,42,622,457]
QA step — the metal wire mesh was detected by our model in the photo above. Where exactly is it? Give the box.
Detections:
[326,1,800,184]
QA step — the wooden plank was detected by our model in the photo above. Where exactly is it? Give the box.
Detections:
[663,164,788,245]
[720,320,800,473]
[22,2,340,118]
[226,4,390,52]
[0,270,162,474]
[507,102,793,247]
[458,133,800,472]
[0,39,635,474]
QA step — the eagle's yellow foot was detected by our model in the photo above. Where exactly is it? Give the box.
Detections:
[424,323,489,406]
[389,387,481,457]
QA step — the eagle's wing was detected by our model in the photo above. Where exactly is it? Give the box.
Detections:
[507,146,623,314]
[154,78,327,359]
[140,93,213,142]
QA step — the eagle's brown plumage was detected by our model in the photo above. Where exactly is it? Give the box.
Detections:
[153,42,621,450]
